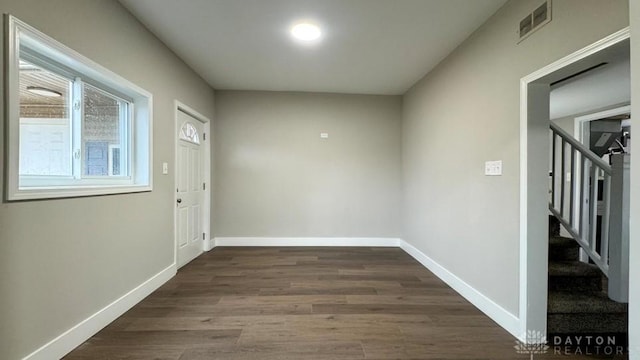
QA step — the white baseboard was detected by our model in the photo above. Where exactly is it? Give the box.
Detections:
[23,263,177,360]
[213,237,401,247]
[399,240,521,339]
[204,237,215,251]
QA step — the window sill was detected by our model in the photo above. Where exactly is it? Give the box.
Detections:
[8,184,152,201]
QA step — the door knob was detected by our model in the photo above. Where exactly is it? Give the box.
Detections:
[177,198,182,204]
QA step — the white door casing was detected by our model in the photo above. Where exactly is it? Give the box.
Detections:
[176,109,205,268]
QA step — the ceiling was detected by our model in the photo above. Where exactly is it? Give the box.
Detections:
[549,39,630,120]
[119,0,507,95]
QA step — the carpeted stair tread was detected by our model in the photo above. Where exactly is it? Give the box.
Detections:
[548,313,628,334]
[548,290,628,314]
[546,217,628,335]
[549,236,579,249]
[548,261,601,277]
[549,236,581,261]
[548,260,602,293]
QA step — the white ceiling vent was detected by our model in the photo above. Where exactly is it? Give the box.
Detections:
[518,0,552,43]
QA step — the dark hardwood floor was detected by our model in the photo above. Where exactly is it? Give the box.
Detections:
[64,247,627,359]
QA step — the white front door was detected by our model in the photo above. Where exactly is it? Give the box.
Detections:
[176,110,205,268]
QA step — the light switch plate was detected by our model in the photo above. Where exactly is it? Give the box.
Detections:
[162,162,169,175]
[485,160,503,176]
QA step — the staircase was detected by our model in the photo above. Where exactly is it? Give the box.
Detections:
[549,122,630,304]
[547,219,628,335]
[546,122,630,349]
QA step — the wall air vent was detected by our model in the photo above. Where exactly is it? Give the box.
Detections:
[518,0,552,43]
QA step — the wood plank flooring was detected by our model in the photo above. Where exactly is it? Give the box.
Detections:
[64,247,627,359]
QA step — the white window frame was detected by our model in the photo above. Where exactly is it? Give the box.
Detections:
[5,15,153,200]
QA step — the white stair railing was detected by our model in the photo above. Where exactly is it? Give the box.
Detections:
[549,122,629,302]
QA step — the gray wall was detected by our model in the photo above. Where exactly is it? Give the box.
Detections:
[402,0,628,315]
[629,0,639,356]
[214,91,402,238]
[0,1,215,359]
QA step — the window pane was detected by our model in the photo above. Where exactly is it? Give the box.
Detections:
[82,83,127,177]
[179,122,200,144]
[19,60,72,177]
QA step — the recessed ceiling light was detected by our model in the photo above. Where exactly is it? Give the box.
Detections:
[290,23,322,42]
[27,86,62,97]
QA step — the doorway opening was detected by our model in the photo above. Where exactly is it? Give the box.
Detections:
[519,28,630,342]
